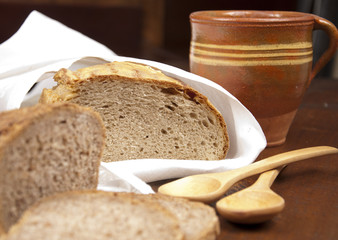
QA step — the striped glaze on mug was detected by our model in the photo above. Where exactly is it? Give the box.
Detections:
[190,10,338,146]
[190,41,313,66]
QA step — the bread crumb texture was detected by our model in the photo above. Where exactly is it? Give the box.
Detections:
[4,191,185,240]
[40,61,229,162]
[123,193,220,240]
[0,103,105,232]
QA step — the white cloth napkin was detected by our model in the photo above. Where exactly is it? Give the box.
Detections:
[0,11,267,194]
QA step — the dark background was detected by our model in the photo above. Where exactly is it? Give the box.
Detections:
[0,0,337,78]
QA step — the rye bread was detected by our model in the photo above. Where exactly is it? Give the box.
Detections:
[39,61,229,162]
[124,193,220,240]
[2,191,184,240]
[0,103,105,232]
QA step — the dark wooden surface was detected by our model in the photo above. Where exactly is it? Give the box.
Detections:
[150,78,338,240]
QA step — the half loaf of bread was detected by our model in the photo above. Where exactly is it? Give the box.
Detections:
[40,61,229,162]
[3,191,184,240]
[0,103,105,233]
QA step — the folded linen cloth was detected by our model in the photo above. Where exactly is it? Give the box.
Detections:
[0,11,266,194]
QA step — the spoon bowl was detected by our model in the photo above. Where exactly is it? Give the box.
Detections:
[158,173,236,202]
[158,175,221,197]
[158,146,338,203]
[217,190,285,224]
[216,168,285,224]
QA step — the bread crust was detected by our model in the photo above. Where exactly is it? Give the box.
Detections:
[0,103,105,151]
[40,61,229,159]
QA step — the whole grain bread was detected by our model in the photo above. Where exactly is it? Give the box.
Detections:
[125,193,220,240]
[0,103,105,232]
[39,61,229,162]
[3,191,184,240]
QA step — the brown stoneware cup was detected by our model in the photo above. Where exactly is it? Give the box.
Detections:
[190,10,338,147]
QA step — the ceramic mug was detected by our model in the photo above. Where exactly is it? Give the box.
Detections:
[190,10,338,147]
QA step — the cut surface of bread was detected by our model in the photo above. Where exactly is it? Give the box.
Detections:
[40,61,229,162]
[4,191,184,240]
[124,193,220,240]
[0,103,105,232]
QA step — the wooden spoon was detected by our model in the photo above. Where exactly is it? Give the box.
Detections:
[216,167,285,224]
[158,146,338,203]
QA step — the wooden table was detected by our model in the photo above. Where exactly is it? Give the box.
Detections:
[150,78,338,240]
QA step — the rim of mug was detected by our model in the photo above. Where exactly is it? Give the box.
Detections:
[190,10,314,25]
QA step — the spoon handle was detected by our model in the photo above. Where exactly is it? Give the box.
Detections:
[250,166,284,189]
[223,146,337,184]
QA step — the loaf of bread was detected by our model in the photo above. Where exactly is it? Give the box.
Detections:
[3,191,184,240]
[39,61,229,162]
[127,193,220,240]
[0,103,105,233]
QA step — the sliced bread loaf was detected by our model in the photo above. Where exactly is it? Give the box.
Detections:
[3,191,184,240]
[0,103,105,232]
[125,193,220,240]
[39,61,229,162]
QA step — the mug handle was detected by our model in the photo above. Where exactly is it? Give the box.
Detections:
[310,15,338,81]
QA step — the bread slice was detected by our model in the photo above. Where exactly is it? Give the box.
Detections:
[0,103,105,232]
[3,191,184,240]
[39,61,229,162]
[124,193,220,240]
